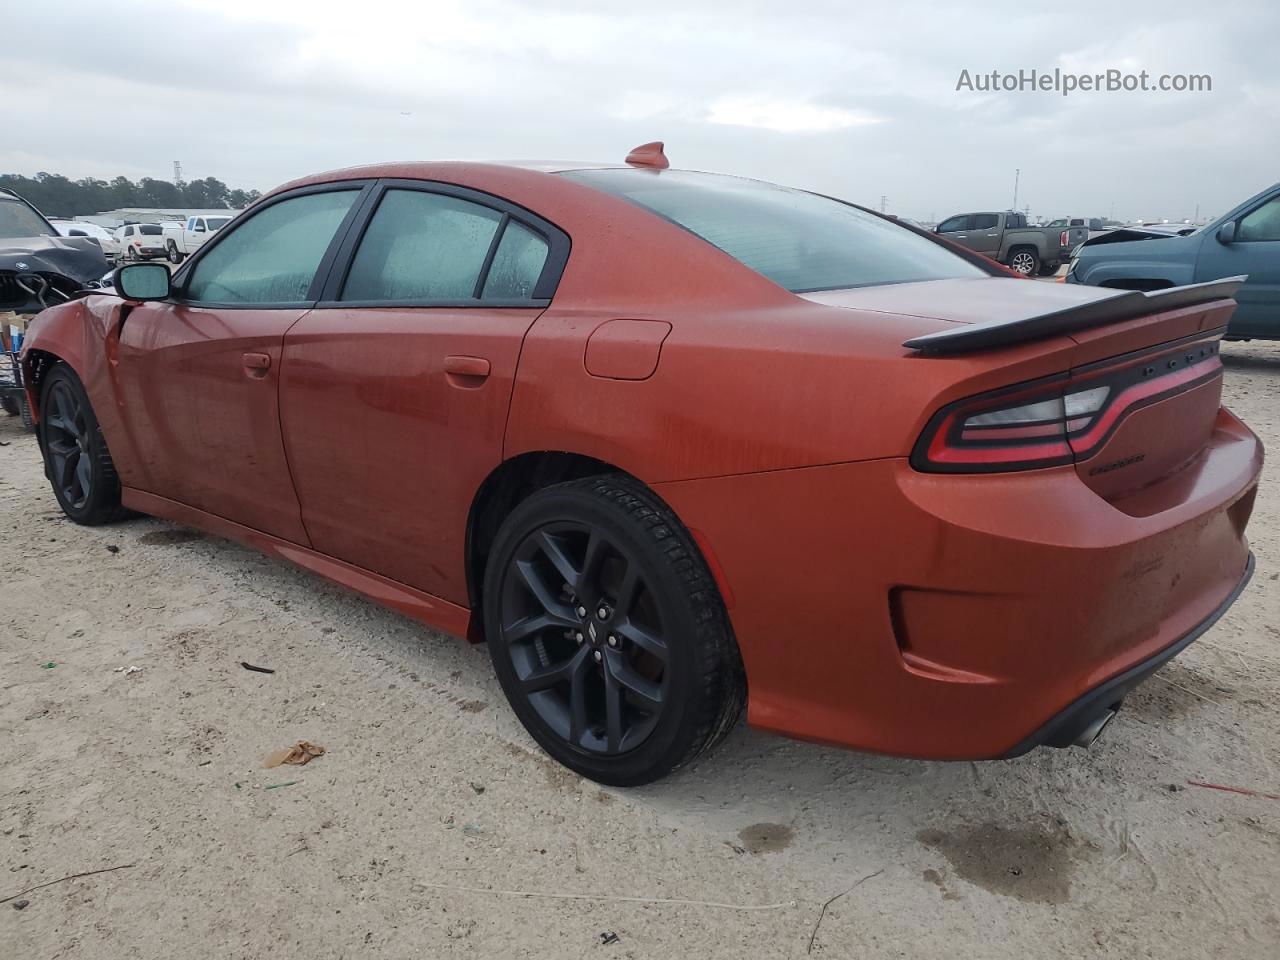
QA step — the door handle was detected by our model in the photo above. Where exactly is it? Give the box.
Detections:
[444,355,491,379]
[242,352,271,378]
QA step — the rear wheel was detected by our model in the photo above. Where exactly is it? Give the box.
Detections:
[166,241,183,264]
[483,476,745,786]
[38,366,129,524]
[1008,248,1040,276]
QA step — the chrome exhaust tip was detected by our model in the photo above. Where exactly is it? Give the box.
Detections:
[1072,708,1118,748]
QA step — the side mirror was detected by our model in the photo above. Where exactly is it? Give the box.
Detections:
[113,262,171,301]
[1217,221,1236,245]
[68,229,88,237]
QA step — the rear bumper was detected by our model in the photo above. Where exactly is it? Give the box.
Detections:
[654,408,1261,759]
[1002,551,1253,756]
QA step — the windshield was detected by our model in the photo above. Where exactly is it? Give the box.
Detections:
[0,197,55,238]
[563,168,986,292]
[206,217,231,230]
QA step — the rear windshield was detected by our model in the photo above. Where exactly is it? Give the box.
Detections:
[0,197,54,238]
[563,169,986,292]
[138,224,163,235]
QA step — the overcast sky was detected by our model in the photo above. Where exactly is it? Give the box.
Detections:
[6,0,1277,222]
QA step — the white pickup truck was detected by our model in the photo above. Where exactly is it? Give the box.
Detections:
[161,214,233,263]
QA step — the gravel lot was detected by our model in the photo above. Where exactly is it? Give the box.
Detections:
[3,343,1278,959]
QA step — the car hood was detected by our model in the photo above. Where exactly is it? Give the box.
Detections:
[801,276,1122,327]
[0,234,110,284]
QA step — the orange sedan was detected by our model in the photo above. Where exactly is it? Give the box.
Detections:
[20,144,1260,784]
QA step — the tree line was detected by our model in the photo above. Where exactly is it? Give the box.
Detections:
[0,172,262,218]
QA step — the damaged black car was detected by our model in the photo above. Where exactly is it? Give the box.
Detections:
[0,188,110,314]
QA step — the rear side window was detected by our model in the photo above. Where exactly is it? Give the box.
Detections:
[341,189,550,303]
[482,221,550,299]
[139,224,163,235]
[972,214,999,229]
[185,190,357,304]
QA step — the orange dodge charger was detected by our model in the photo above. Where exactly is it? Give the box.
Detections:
[20,144,1260,784]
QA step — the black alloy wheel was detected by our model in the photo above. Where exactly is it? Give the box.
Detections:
[484,476,745,786]
[38,366,128,524]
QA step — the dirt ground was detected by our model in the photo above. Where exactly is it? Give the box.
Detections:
[3,343,1279,960]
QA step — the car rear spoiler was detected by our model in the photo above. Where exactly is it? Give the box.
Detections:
[902,276,1248,355]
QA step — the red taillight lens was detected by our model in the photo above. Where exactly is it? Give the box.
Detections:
[1060,230,1069,247]
[912,339,1223,473]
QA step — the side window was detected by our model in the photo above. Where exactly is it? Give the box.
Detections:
[972,213,999,230]
[341,190,503,302]
[1237,197,1280,242]
[185,190,358,304]
[937,215,969,233]
[194,219,206,233]
[482,221,550,299]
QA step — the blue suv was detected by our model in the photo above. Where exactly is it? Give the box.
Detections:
[1067,183,1280,338]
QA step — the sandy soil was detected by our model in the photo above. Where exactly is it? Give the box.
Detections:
[2,343,1279,959]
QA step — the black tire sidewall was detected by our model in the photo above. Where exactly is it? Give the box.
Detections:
[483,482,719,786]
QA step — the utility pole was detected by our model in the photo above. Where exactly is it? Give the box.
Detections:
[173,160,184,185]
[1011,169,1020,212]
[880,195,887,213]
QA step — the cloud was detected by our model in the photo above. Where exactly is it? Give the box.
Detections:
[2,0,1277,223]
[707,97,883,133]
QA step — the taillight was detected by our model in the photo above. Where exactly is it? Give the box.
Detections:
[1060,230,1069,247]
[912,339,1223,473]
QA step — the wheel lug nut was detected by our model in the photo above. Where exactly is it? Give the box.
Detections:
[574,631,584,644]
[575,606,587,618]
[597,606,610,620]
[592,650,603,663]
[606,635,618,648]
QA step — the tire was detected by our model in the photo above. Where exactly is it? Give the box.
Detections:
[38,366,129,525]
[19,394,34,432]
[1037,261,1059,277]
[1008,248,1040,276]
[483,475,745,786]
[166,241,183,264]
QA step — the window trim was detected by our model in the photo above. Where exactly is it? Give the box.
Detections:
[315,178,571,309]
[170,181,376,310]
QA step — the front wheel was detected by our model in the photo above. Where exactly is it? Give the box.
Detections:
[1008,249,1040,276]
[1037,261,1060,277]
[38,366,129,524]
[483,476,745,786]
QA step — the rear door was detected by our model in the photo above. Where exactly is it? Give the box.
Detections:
[114,184,369,542]
[279,180,569,603]
[1197,191,1280,336]
[967,213,1002,258]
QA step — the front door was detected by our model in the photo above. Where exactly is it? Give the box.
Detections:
[1198,191,1280,337]
[278,182,566,602]
[114,185,367,542]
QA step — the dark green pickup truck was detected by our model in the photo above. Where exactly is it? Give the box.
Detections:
[934,210,1089,276]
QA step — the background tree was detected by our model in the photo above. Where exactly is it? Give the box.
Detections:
[0,171,261,216]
